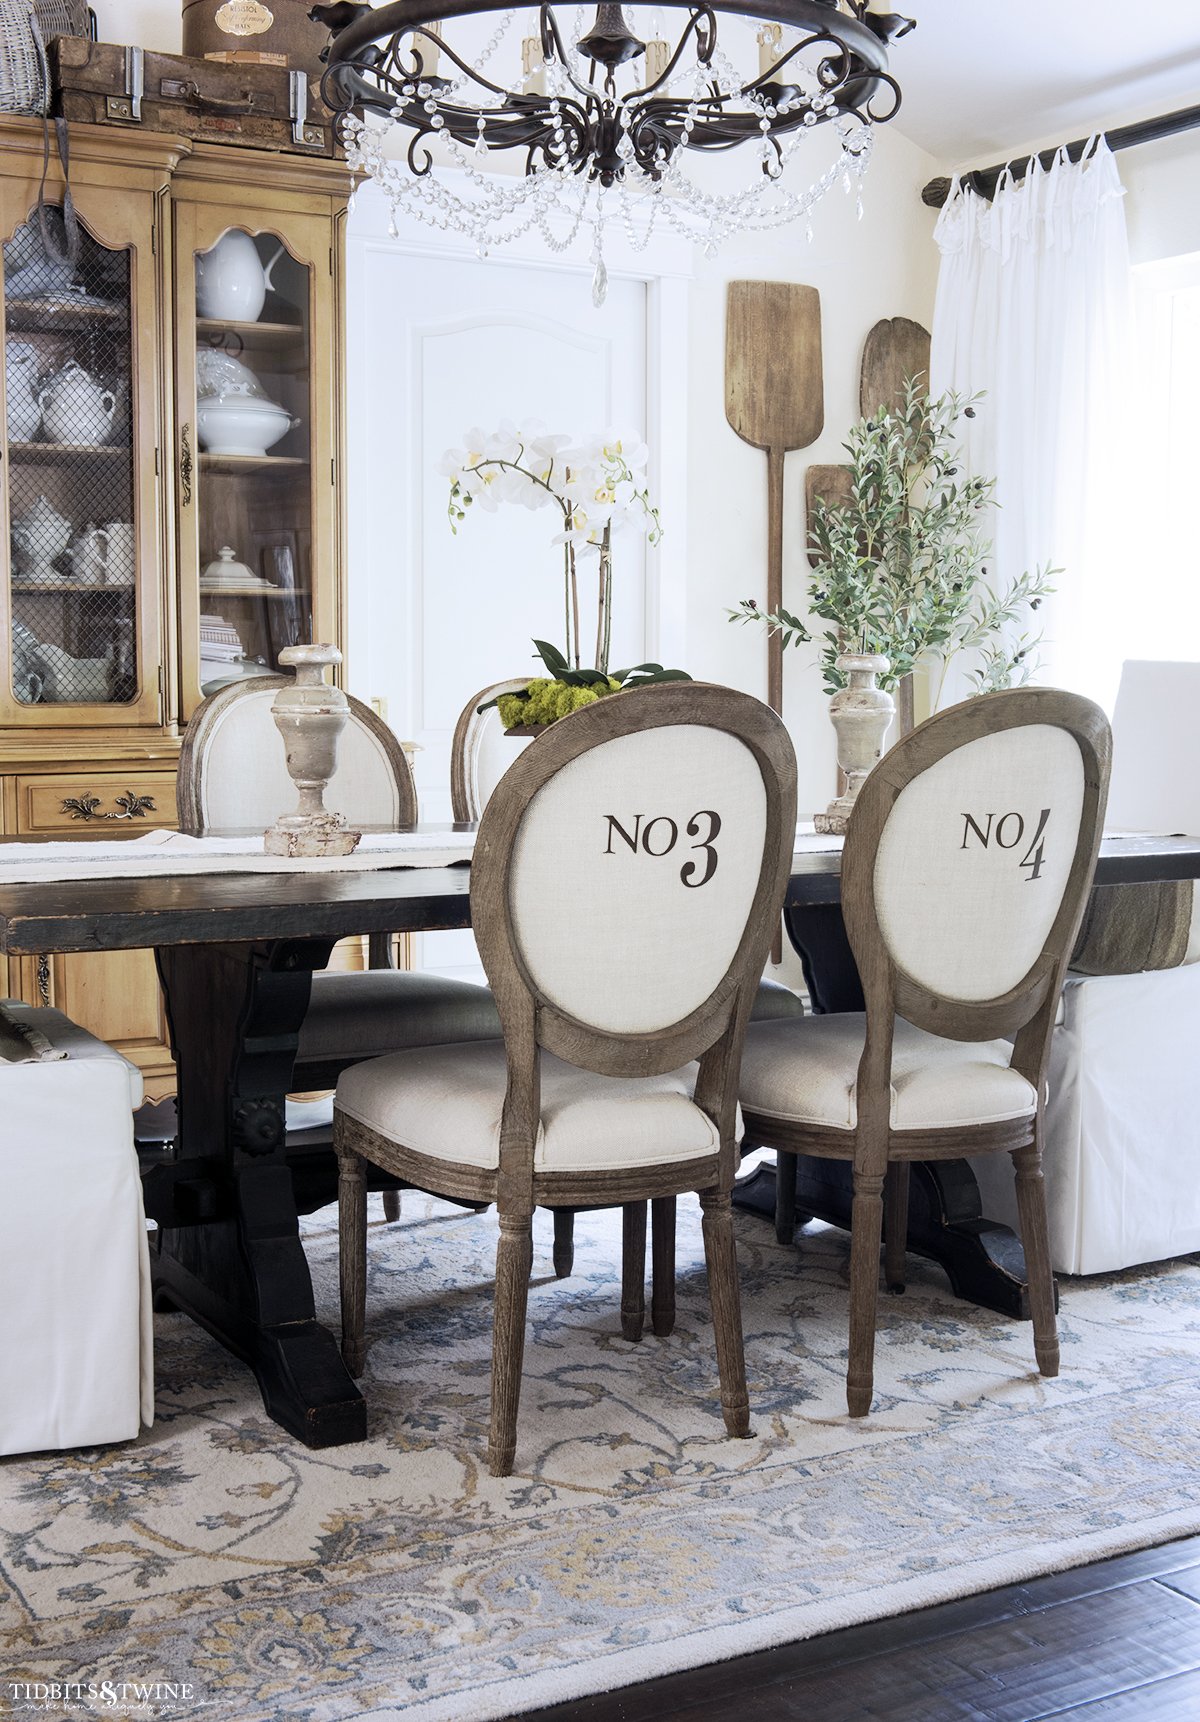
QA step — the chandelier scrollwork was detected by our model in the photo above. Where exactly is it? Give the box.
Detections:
[313,0,914,299]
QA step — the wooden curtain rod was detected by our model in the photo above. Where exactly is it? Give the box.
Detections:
[920,99,1200,209]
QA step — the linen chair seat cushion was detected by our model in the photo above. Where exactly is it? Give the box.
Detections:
[337,1040,734,1173]
[739,1013,1038,1133]
[296,970,502,1064]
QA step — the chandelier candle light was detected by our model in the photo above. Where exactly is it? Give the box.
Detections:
[314,1,914,301]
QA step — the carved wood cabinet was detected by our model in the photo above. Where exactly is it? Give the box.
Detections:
[0,118,349,1098]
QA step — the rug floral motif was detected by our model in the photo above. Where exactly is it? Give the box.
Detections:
[2,1196,1199,1722]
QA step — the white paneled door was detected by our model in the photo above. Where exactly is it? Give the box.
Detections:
[345,238,653,977]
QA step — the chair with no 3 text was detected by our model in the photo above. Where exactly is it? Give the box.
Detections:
[450,675,808,1290]
[738,688,1111,1417]
[335,682,797,1474]
[177,674,503,1216]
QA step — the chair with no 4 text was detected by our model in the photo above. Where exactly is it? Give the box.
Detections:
[738,688,1111,1417]
[335,681,797,1474]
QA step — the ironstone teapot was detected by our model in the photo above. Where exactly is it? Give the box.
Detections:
[37,360,117,447]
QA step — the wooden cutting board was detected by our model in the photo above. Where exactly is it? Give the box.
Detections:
[725,281,824,716]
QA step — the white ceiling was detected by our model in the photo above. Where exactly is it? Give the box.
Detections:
[888,0,1200,168]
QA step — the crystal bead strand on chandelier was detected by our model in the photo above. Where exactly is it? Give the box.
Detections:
[315,0,913,300]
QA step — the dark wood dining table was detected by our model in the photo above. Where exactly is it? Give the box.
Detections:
[1,827,1197,1448]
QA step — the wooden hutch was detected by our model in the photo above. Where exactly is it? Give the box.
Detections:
[0,117,350,1098]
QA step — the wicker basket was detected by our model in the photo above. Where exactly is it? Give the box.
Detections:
[0,0,90,114]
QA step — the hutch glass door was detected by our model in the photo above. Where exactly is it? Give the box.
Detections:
[1,199,158,724]
[177,211,333,714]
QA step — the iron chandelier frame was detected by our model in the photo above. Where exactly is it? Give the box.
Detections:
[314,0,914,190]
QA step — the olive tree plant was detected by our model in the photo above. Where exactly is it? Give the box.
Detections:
[731,383,1056,705]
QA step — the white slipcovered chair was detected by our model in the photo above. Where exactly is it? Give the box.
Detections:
[1,1000,153,1453]
[738,689,1111,1417]
[335,683,797,1473]
[974,661,1200,1273]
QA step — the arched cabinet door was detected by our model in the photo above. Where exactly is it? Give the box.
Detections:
[172,152,348,721]
[0,127,175,729]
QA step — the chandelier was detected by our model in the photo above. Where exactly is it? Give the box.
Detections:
[314,1,915,300]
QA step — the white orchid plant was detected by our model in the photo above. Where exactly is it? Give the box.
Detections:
[441,422,686,724]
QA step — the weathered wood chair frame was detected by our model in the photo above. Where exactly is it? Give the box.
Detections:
[336,682,797,1475]
[743,688,1111,1417]
[449,675,806,1296]
[449,677,533,824]
[179,674,417,989]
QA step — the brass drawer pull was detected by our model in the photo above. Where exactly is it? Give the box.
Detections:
[61,791,158,821]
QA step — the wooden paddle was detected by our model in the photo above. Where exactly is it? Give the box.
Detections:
[860,316,931,418]
[725,281,824,717]
[859,317,931,736]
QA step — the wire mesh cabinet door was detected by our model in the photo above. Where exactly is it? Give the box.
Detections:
[173,164,347,720]
[0,130,170,729]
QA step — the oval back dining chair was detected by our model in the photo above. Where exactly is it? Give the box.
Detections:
[448,674,807,1284]
[176,675,502,1167]
[738,688,1111,1417]
[334,682,798,1474]
[450,677,535,823]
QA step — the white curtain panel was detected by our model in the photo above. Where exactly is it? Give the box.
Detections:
[931,141,1134,711]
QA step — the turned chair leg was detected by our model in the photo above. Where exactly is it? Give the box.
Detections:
[884,1161,910,1294]
[651,1196,676,1337]
[775,1149,798,1244]
[381,1189,401,1223]
[337,1142,368,1378]
[847,1169,885,1417]
[552,1208,575,1279]
[1012,1139,1060,1378]
[700,1189,750,1437]
[621,1202,647,1341]
[489,1211,534,1476]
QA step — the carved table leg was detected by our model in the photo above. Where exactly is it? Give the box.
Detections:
[731,903,1048,1322]
[152,940,367,1448]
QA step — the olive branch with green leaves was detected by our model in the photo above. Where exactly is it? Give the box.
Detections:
[730,383,1056,700]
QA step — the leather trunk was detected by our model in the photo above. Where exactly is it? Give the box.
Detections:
[48,35,338,157]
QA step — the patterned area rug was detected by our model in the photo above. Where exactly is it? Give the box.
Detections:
[3,1195,1200,1722]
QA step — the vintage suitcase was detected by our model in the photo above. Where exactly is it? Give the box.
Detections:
[49,36,339,156]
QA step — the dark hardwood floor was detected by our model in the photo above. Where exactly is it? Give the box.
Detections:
[523,1535,1200,1722]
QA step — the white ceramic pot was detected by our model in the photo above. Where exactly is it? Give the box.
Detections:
[5,341,43,441]
[195,231,285,323]
[196,347,268,401]
[70,524,109,585]
[11,494,73,582]
[101,520,136,584]
[196,396,298,457]
[38,641,113,704]
[37,360,116,447]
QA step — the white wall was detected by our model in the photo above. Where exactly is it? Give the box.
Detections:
[91,0,179,53]
[1121,132,1200,267]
